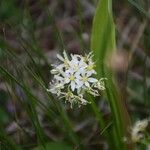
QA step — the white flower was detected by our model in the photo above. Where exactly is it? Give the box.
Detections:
[131,119,149,143]
[147,145,150,150]
[134,119,149,131]
[50,69,59,75]
[47,82,64,96]
[63,70,77,91]
[86,62,96,76]
[56,51,70,69]
[93,78,107,90]
[47,51,106,108]
[69,55,87,72]
[59,91,89,108]
[83,52,94,63]
[76,71,98,88]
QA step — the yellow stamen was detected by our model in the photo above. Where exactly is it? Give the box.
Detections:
[70,75,75,81]
[64,59,69,67]
[82,76,88,82]
[87,64,95,71]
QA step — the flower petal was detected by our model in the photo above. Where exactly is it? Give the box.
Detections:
[57,54,64,61]
[85,82,90,87]
[63,51,68,59]
[71,81,76,91]
[65,78,70,83]
[75,79,83,88]
[88,78,98,83]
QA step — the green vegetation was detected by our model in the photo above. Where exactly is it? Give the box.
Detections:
[0,0,149,149]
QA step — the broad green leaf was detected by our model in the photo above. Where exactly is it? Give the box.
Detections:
[91,0,115,77]
[90,0,134,149]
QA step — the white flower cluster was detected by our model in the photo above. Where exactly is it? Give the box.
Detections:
[131,119,149,143]
[147,145,150,150]
[47,51,106,108]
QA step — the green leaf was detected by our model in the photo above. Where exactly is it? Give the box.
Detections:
[0,90,9,124]
[90,0,134,149]
[0,108,9,124]
[0,127,22,150]
[128,0,150,19]
[33,142,72,150]
[0,0,22,24]
[91,0,116,77]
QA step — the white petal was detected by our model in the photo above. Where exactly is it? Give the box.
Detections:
[65,78,70,83]
[51,69,58,74]
[57,54,64,61]
[75,80,83,88]
[54,75,63,81]
[77,88,81,94]
[74,72,81,79]
[87,70,96,76]
[88,78,98,83]
[68,68,75,74]
[71,81,76,91]
[85,82,90,87]
[63,51,68,59]
[57,64,64,70]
